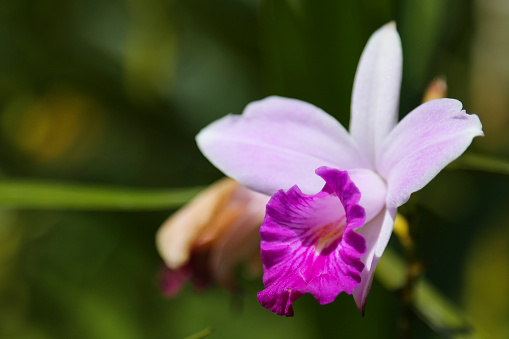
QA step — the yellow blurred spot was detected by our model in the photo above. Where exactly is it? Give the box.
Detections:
[1,88,105,165]
[393,213,412,249]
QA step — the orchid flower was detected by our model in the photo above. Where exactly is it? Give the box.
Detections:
[196,23,483,316]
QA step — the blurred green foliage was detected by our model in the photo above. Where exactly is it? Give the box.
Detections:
[0,0,507,338]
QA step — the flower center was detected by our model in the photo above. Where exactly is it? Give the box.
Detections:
[314,218,346,255]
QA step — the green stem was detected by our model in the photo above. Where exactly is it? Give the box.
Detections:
[0,179,203,210]
[376,249,479,337]
[448,153,509,176]
[396,213,420,339]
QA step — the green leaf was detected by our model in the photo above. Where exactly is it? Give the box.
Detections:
[448,153,509,176]
[376,248,483,338]
[0,180,203,210]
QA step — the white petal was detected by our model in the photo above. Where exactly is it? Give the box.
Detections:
[197,96,371,196]
[350,22,403,164]
[353,207,397,314]
[377,99,483,208]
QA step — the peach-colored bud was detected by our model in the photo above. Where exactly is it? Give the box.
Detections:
[156,178,239,269]
[209,186,269,288]
[422,77,448,103]
[156,177,269,293]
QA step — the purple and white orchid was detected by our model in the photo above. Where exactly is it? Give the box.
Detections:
[196,23,483,316]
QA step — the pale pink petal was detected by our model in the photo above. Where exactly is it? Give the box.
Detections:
[377,99,483,208]
[196,96,371,196]
[350,22,402,164]
[347,169,386,223]
[353,207,396,314]
[258,167,367,316]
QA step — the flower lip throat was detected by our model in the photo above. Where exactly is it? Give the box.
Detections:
[312,217,346,255]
